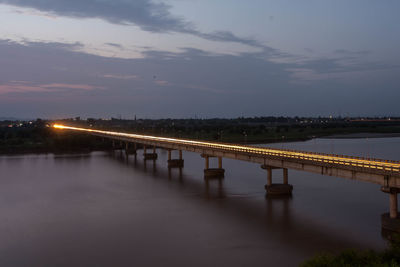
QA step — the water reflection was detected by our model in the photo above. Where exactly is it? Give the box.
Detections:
[53,153,91,161]
[106,149,383,255]
[0,147,392,267]
[204,178,226,199]
[167,167,183,182]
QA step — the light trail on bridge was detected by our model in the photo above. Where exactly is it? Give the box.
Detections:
[53,124,400,174]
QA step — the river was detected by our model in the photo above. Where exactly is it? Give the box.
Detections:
[0,137,398,266]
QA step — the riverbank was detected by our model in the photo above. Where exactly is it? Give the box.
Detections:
[3,120,400,155]
[2,130,400,155]
[301,241,400,267]
[324,132,400,139]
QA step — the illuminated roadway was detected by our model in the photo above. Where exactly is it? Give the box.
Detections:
[53,124,400,188]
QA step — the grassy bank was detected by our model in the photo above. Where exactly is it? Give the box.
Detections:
[0,125,112,154]
[301,240,400,267]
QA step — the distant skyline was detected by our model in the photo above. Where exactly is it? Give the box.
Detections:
[0,0,399,118]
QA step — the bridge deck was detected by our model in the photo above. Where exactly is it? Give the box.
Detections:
[53,124,400,187]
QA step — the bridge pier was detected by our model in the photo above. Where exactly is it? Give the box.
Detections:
[202,154,225,179]
[381,186,400,236]
[261,165,293,196]
[143,145,158,160]
[124,142,137,156]
[167,149,184,168]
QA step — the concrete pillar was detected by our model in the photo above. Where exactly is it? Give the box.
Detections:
[390,192,398,219]
[283,168,288,185]
[267,167,272,186]
[204,155,224,179]
[125,142,129,156]
[167,150,183,168]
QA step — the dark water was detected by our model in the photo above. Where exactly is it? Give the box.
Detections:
[0,137,399,266]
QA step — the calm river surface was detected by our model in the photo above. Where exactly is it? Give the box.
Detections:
[0,137,399,266]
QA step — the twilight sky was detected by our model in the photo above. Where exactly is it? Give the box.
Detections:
[0,0,399,119]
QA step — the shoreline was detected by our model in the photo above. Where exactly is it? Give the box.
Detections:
[322,132,400,139]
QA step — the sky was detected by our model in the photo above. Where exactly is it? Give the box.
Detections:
[0,0,399,119]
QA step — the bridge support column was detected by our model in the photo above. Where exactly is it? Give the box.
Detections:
[266,167,272,186]
[283,168,288,185]
[381,186,400,237]
[125,142,137,156]
[202,154,224,179]
[167,149,184,168]
[143,145,158,160]
[261,165,293,196]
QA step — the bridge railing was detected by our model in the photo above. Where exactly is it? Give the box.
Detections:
[120,135,400,174]
[56,125,400,175]
[203,142,400,173]
[136,136,400,174]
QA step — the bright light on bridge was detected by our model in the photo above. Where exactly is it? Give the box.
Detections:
[53,124,400,173]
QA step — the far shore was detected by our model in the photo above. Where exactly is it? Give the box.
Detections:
[2,132,400,156]
[322,132,400,139]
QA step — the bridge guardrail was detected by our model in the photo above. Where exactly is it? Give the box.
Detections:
[126,135,400,174]
[54,125,400,175]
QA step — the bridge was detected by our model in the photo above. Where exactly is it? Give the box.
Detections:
[53,124,400,234]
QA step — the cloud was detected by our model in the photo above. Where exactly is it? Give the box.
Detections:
[0,38,399,118]
[103,74,139,80]
[334,49,370,56]
[0,81,102,95]
[0,0,182,32]
[42,83,101,90]
[0,82,52,94]
[154,80,169,86]
[0,0,264,49]
[197,31,263,48]
[11,6,58,19]
[20,39,84,51]
[105,42,124,49]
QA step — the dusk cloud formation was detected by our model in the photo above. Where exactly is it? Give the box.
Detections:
[0,39,398,118]
[0,0,262,48]
[0,81,102,94]
[0,0,183,31]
